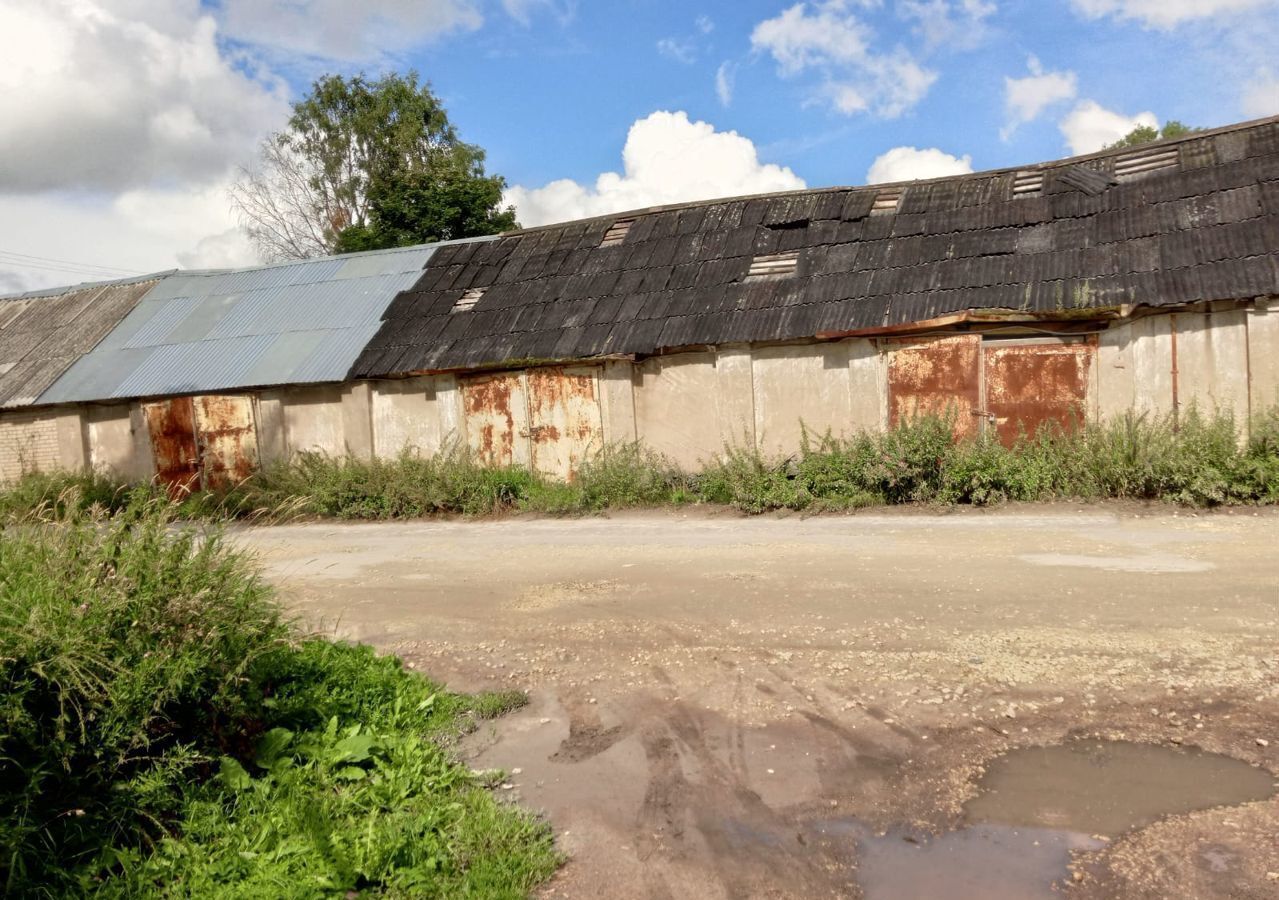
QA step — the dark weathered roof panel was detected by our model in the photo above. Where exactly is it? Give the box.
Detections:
[351,116,1279,378]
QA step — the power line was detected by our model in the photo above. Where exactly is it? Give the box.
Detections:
[0,247,142,277]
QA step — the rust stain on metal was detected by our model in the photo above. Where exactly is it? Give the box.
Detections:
[983,341,1094,445]
[461,372,523,465]
[193,395,259,490]
[886,335,981,439]
[143,397,200,498]
[526,366,604,481]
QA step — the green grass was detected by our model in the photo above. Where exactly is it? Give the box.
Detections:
[4,406,1278,523]
[0,499,560,898]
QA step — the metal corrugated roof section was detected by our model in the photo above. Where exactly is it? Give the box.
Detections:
[38,240,490,404]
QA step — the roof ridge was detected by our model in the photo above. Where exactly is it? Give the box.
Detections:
[501,113,1279,236]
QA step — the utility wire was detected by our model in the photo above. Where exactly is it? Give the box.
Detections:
[0,248,142,277]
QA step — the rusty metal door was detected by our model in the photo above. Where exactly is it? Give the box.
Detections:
[460,371,532,468]
[527,366,603,480]
[983,339,1093,445]
[886,335,982,439]
[143,397,200,497]
[193,395,259,490]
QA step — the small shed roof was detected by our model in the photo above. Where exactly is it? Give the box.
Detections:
[0,275,158,408]
[40,240,488,404]
[350,115,1279,379]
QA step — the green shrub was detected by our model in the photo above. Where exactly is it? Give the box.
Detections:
[0,499,558,897]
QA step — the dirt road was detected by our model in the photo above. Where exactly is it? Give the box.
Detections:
[235,507,1279,899]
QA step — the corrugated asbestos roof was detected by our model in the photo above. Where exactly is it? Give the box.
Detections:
[350,115,1279,379]
[0,276,158,408]
[40,241,487,404]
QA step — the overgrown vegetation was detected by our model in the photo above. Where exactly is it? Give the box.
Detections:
[0,499,559,897]
[224,407,1279,516]
[3,408,1277,524]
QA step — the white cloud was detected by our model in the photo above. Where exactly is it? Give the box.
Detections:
[0,175,261,292]
[218,0,484,62]
[866,147,974,184]
[696,15,715,34]
[505,111,806,227]
[657,37,696,64]
[1059,100,1158,154]
[750,1,938,117]
[716,62,737,106]
[898,0,997,50]
[0,0,288,193]
[1069,0,1276,28]
[1002,56,1078,139]
[500,0,577,28]
[1242,71,1279,117]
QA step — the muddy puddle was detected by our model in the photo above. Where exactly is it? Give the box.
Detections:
[821,741,1276,899]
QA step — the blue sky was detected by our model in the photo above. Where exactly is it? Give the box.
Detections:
[1,0,1277,291]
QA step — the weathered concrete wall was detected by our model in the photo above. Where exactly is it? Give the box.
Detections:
[1096,315,1175,419]
[752,343,854,455]
[1247,304,1279,417]
[372,376,446,458]
[632,352,727,469]
[87,402,154,481]
[273,384,346,458]
[599,361,638,445]
[1174,308,1250,418]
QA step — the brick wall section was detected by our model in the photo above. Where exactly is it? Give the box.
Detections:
[0,410,61,482]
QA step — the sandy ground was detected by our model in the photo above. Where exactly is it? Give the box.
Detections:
[233,506,1279,899]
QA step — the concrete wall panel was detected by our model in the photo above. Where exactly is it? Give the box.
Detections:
[372,376,444,458]
[600,360,638,445]
[847,339,886,432]
[1174,309,1250,419]
[1248,306,1279,417]
[714,347,756,450]
[1097,315,1175,419]
[633,352,722,469]
[87,403,155,481]
[752,343,852,454]
[280,384,345,457]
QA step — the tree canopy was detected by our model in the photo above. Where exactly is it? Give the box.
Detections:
[1104,120,1201,151]
[232,72,517,260]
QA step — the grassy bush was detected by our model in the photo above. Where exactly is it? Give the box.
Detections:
[0,499,558,897]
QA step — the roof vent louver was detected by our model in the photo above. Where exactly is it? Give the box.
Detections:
[1013,170,1044,197]
[1114,146,1179,180]
[870,188,902,215]
[746,251,800,280]
[600,217,635,247]
[452,288,485,313]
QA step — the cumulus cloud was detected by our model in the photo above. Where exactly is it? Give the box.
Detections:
[218,0,484,61]
[716,62,737,106]
[1002,56,1078,139]
[1242,71,1279,117]
[1059,100,1158,154]
[898,0,997,50]
[866,147,974,184]
[750,1,938,117]
[1069,0,1276,28]
[0,177,261,292]
[0,0,288,193]
[505,111,806,227]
